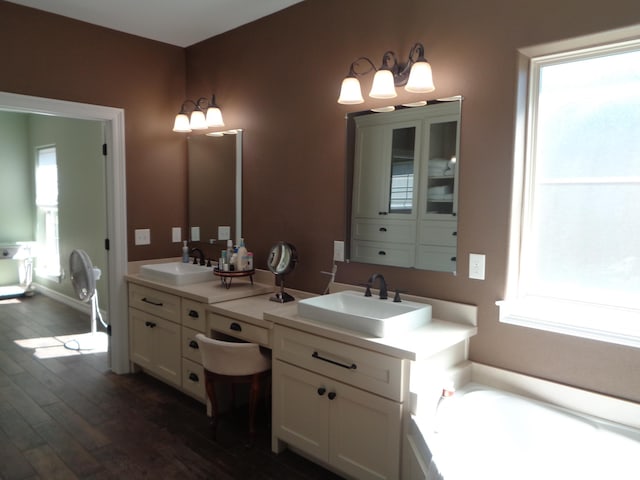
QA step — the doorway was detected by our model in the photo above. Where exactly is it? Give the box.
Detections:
[0,91,129,374]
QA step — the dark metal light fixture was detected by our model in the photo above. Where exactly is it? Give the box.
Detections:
[173,95,225,132]
[337,42,435,105]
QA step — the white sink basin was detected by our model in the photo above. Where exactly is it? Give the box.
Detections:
[139,262,213,285]
[297,290,432,337]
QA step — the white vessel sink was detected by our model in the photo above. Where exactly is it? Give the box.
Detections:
[139,262,212,285]
[297,290,432,337]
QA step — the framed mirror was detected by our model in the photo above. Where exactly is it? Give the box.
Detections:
[346,98,461,273]
[188,130,242,246]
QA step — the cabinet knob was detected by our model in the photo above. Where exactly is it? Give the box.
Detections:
[452,231,457,236]
[328,392,337,400]
[189,340,199,349]
[379,227,387,232]
[317,387,326,396]
[188,372,199,382]
[144,321,156,328]
[229,322,242,332]
[451,256,457,261]
[188,309,199,318]
[378,251,386,256]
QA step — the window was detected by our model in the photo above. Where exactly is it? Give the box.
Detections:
[500,31,640,347]
[35,146,61,279]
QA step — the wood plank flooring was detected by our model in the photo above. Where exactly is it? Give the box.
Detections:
[0,294,342,479]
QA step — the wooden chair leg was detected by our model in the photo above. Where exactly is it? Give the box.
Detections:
[247,373,260,447]
[204,373,218,439]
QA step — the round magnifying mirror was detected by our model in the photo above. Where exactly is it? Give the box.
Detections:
[268,241,297,303]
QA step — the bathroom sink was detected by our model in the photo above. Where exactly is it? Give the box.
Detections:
[297,290,432,337]
[139,262,213,286]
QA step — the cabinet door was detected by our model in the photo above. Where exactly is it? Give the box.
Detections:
[330,380,402,480]
[272,360,330,461]
[152,316,181,387]
[129,308,154,369]
[353,121,421,219]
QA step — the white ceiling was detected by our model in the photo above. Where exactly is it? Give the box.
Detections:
[7,0,303,47]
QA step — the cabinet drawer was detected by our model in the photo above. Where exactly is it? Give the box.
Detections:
[418,220,457,247]
[273,326,406,402]
[350,240,414,268]
[352,218,416,243]
[129,284,180,323]
[182,326,203,364]
[181,299,206,332]
[415,245,457,272]
[182,358,206,402]
[207,312,270,346]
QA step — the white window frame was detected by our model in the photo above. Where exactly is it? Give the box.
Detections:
[499,26,640,348]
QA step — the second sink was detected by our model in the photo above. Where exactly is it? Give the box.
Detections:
[139,262,212,285]
[297,290,432,337]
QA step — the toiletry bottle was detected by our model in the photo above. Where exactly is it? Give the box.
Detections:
[226,239,234,267]
[230,247,238,271]
[182,241,189,263]
[237,238,248,271]
[247,252,254,271]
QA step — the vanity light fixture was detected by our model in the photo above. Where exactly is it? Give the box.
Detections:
[337,42,435,105]
[172,95,225,132]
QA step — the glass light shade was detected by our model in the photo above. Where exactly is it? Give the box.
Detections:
[206,107,225,127]
[189,109,207,130]
[337,76,364,104]
[369,69,397,99]
[405,61,435,93]
[172,113,191,132]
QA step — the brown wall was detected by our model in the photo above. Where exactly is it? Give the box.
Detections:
[186,0,640,402]
[0,0,188,258]
[2,0,639,402]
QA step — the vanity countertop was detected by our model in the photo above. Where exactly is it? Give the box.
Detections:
[125,270,273,304]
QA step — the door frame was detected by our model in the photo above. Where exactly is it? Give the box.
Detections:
[0,91,130,374]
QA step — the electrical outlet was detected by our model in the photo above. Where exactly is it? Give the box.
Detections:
[134,228,150,246]
[218,226,231,241]
[469,253,486,280]
[171,227,181,243]
[333,240,345,262]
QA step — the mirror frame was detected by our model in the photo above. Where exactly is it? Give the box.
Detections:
[187,130,243,244]
[344,98,462,272]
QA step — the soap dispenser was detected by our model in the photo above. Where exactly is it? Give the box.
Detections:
[182,241,189,263]
[237,238,248,271]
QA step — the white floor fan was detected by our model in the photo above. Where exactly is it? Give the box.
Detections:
[64,249,109,351]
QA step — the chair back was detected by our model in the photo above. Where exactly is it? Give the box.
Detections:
[195,333,271,376]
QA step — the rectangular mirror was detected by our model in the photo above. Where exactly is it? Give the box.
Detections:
[188,131,242,245]
[346,99,461,273]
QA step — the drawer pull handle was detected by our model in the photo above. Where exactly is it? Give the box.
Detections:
[317,387,326,396]
[188,372,199,382]
[379,227,387,232]
[188,309,199,318]
[189,340,199,349]
[378,251,386,256]
[452,231,457,236]
[312,351,357,370]
[229,322,242,332]
[328,391,337,400]
[378,211,388,215]
[141,297,163,307]
[144,321,156,328]
[451,256,457,261]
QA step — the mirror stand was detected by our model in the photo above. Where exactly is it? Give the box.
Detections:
[267,241,298,303]
[270,276,295,303]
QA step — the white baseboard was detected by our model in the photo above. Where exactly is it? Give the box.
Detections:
[33,283,107,321]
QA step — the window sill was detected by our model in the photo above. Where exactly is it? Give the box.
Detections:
[497,297,640,349]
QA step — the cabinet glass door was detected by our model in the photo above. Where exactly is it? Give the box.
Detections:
[388,126,417,215]
[425,120,458,215]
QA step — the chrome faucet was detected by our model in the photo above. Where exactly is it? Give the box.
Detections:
[367,273,388,300]
[190,248,206,266]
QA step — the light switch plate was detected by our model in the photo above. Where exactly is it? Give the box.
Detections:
[333,240,345,262]
[134,228,151,246]
[218,226,231,241]
[171,227,181,243]
[469,253,486,280]
[191,226,200,242]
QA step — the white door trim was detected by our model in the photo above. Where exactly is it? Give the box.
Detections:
[0,91,130,374]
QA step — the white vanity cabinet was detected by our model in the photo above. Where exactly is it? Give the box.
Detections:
[181,298,207,401]
[128,283,181,387]
[272,325,408,480]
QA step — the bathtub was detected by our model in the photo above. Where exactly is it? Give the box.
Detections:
[410,365,640,480]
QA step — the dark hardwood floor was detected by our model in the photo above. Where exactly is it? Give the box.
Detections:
[0,293,342,479]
